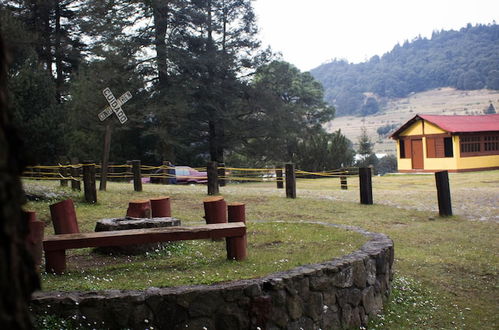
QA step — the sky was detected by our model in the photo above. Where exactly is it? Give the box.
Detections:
[252,0,499,71]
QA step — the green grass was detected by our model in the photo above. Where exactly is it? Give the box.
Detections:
[23,172,499,329]
[40,222,366,291]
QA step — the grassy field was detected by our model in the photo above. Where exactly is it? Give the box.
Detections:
[325,87,499,154]
[25,170,498,329]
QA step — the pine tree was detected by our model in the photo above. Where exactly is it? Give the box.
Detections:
[484,102,496,114]
[181,0,266,163]
[356,127,378,169]
[1,0,84,103]
[357,127,374,156]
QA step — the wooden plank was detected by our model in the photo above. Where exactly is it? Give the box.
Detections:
[426,137,436,158]
[43,223,246,251]
[404,139,412,159]
[411,139,424,169]
[435,138,445,158]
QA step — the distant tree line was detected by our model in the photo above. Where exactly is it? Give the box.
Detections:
[1,0,355,170]
[311,23,499,116]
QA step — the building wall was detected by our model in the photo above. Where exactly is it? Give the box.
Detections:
[395,143,412,170]
[399,120,423,136]
[422,135,458,170]
[423,121,446,135]
[455,153,499,170]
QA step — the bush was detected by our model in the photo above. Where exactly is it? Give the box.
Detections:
[377,155,398,175]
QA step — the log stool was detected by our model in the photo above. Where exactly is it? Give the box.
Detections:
[150,196,171,217]
[25,210,44,269]
[203,196,227,224]
[126,199,151,218]
[226,202,247,260]
[50,199,79,234]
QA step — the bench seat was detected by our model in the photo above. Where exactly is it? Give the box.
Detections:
[43,222,246,274]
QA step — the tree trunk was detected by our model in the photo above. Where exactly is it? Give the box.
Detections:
[208,119,218,161]
[54,0,63,103]
[34,1,53,74]
[0,32,39,329]
[152,0,169,89]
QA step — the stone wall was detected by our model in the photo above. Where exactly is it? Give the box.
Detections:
[30,223,394,329]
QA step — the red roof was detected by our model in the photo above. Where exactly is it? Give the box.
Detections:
[419,114,499,133]
[391,114,499,138]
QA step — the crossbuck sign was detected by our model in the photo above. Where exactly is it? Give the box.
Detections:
[98,87,132,124]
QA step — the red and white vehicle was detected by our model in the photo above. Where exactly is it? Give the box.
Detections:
[174,166,208,184]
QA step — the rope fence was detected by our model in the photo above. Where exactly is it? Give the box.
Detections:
[21,161,374,204]
[22,163,359,183]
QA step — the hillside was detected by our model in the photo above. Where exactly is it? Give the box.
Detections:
[311,24,499,116]
[325,88,499,155]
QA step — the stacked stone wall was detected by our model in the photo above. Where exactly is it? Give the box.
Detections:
[31,223,394,329]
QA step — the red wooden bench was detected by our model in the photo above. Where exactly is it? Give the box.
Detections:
[43,222,247,274]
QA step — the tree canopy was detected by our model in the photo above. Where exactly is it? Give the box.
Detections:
[1,0,346,169]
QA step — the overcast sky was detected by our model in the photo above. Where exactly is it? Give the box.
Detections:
[252,0,499,71]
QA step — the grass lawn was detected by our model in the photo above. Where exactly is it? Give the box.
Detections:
[24,171,498,329]
[40,222,367,291]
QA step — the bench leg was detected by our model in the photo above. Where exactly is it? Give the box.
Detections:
[45,250,66,274]
[226,235,247,261]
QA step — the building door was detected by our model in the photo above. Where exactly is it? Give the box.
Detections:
[411,139,424,169]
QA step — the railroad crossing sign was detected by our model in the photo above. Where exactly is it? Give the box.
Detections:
[98,87,132,124]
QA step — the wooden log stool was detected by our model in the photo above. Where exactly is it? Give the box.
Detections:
[49,199,79,234]
[126,199,151,218]
[203,196,227,224]
[48,199,80,273]
[24,210,45,269]
[226,202,247,260]
[150,196,171,218]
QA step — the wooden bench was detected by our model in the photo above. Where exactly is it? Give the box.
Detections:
[43,222,247,274]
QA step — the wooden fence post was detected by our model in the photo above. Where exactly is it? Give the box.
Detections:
[340,176,348,190]
[82,161,97,203]
[70,158,81,191]
[207,161,219,195]
[285,163,296,198]
[131,160,142,192]
[218,162,226,187]
[359,167,373,205]
[435,170,452,216]
[161,161,170,184]
[276,167,284,189]
[59,162,69,187]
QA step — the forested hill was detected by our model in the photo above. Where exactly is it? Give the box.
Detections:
[310,23,499,116]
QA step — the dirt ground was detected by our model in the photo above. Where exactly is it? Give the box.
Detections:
[296,171,499,223]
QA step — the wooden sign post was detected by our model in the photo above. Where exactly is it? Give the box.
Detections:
[98,88,132,191]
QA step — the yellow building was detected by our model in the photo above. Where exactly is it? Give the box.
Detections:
[390,114,499,172]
